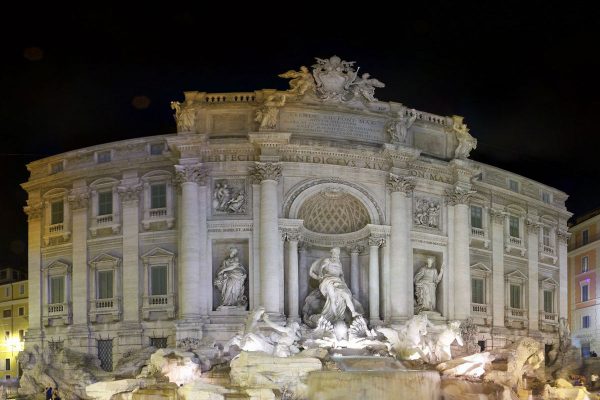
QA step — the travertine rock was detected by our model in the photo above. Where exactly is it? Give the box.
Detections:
[177,381,230,400]
[437,352,495,378]
[143,348,202,386]
[86,379,151,400]
[484,338,544,390]
[114,346,156,379]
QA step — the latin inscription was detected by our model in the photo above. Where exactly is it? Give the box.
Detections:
[280,111,385,142]
[409,169,453,184]
[280,153,391,171]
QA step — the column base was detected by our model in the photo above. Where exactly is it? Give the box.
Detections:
[369,318,384,327]
[287,316,301,324]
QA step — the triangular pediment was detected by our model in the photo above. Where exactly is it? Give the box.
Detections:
[141,247,175,259]
[541,277,558,287]
[89,253,121,266]
[505,269,528,281]
[44,260,71,272]
[470,262,492,273]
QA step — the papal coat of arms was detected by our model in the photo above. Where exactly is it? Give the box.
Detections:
[280,55,385,103]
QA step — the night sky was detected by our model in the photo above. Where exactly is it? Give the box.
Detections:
[1,5,599,270]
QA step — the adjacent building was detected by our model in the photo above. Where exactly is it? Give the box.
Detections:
[568,209,600,356]
[0,270,28,382]
[21,57,571,371]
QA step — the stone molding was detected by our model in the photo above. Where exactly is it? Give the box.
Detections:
[388,173,415,194]
[489,208,507,224]
[250,162,282,183]
[556,229,571,244]
[368,235,386,247]
[445,187,476,206]
[347,244,365,254]
[174,163,209,186]
[525,218,542,235]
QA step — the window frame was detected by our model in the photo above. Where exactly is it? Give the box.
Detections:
[42,188,71,246]
[89,178,121,237]
[49,160,65,174]
[141,171,174,230]
[95,150,113,164]
[582,256,589,273]
[141,247,176,320]
[583,315,591,329]
[508,179,520,193]
[470,205,483,229]
[581,281,590,302]
[149,142,165,156]
[582,229,590,245]
[42,260,72,326]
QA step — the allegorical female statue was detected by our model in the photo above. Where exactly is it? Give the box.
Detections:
[308,247,361,323]
[414,256,444,313]
[214,247,247,308]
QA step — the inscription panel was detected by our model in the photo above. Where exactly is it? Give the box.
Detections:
[280,110,385,142]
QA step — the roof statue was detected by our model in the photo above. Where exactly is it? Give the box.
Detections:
[279,55,385,103]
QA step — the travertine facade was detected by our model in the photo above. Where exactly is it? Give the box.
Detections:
[22,57,571,370]
[568,210,600,356]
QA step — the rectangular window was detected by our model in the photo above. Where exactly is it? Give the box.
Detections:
[510,284,521,309]
[4,287,9,297]
[509,216,520,238]
[543,227,551,247]
[471,278,484,304]
[50,200,64,225]
[583,229,589,245]
[543,290,553,313]
[583,315,591,329]
[150,265,167,296]
[19,284,24,295]
[150,143,164,155]
[5,359,9,371]
[50,161,63,174]
[50,276,65,304]
[509,179,519,193]
[542,192,551,203]
[98,191,113,216]
[582,284,589,302]
[470,206,483,229]
[582,256,589,273]
[18,307,24,316]
[97,150,111,164]
[2,310,10,318]
[150,184,167,209]
[97,339,113,372]
[150,337,168,349]
[19,330,24,341]
[97,270,113,299]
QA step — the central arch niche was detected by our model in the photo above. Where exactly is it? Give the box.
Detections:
[297,188,371,234]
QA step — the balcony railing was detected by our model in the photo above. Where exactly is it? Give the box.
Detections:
[48,223,64,234]
[505,307,527,320]
[539,311,558,324]
[509,236,522,246]
[471,303,488,314]
[96,214,114,225]
[89,297,121,322]
[203,92,257,103]
[44,302,71,326]
[149,208,167,218]
[541,245,555,255]
[48,303,66,314]
[142,293,175,320]
[148,295,169,305]
[471,227,485,237]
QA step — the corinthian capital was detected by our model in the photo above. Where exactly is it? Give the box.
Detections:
[557,229,571,244]
[525,218,542,234]
[368,235,385,247]
[117,184,142,202]
[174,164,208,186]
[68,189,90,210]
[387,173,415,194]
[23,201,43,221]
[250,162,282,183]
[445,187,476,206]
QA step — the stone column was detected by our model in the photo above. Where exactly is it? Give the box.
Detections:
[526,219,540,331]
[251,162,282,314]
[174,164,207,320]
[388,174,415,323]
[285,231,300,321]
[298,244,309,312]
[490,209,506,328]
[557,229,570,319]
[69,186,89,327]
[447,187,475,320]
[368,235,383,324]
[349,245,362,299]
[24,199,43,348]
[197,184,209,317]
[117,182,142,323]
[381,239,391,321]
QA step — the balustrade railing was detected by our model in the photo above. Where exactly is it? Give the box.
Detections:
[471,227,485,237]
[203,92,256,103]
[149,208,167,218]
[542,245,555,255]
[96,215,113,225]
[48,223,64,233]
[506,307,527,319]
[471,303,488,314]
[509,236,522,246]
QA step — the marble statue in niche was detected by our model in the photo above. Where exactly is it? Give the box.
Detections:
[414,198,441,229]
[214,246,247,309]
[386,107,418,144]
[414,256,444,314]
[212,179,246,214]
[303,247,364,328]
[452,115,477,159]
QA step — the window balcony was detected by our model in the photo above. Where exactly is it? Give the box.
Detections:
[89,297,121,322]
[43,223,71,245]
[505,307,527,328]
[142,294,175,320]
[505,236,526,256]
[142,208,174,230]
[471,303,489,314]
[539,245,558,264]
[43,302,72,326]
[470,227,490,248]
[90,214,121,237]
